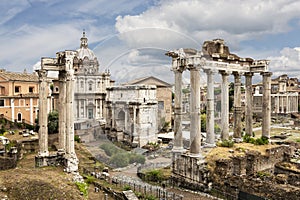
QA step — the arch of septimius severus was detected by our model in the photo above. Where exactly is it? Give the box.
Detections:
[166,39,271,157]
[35,50,78,172]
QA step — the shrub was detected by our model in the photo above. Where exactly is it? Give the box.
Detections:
[128,153,145,164]
[123,185,131,191]
[100,143,123,156]
[74,135,81,143]
[243,135,269,145]
[75,182,88,197]
[109,153,129,168]
[145,169,164,182]
[218,139,234,148]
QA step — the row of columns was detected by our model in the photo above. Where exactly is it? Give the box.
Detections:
[38,68,78,171]
[173,65,272,156]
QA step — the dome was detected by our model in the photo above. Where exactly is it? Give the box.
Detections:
[76,47,96,60]
[76,31,97,60]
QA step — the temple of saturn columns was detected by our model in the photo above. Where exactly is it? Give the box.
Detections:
[166,39,271,157]
[35,50,78,172]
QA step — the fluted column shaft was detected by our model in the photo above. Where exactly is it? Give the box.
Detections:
[189,67,201,155]
[173,69,183,150]
[58,71,67,151]
[65,70,75,155]
[205,69,215,146]
[261,72,272,138]
[38,69,49,156]
[220,71,230,140]
[245,72,253,136]
[233,72,242,140]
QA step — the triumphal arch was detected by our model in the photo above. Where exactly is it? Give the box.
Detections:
[166,39,271,156]
[35,50,78,172]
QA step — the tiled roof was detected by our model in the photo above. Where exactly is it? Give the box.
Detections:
[0,71,39,82]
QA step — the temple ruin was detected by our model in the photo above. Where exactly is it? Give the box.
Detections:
[166,39,272,189]
[35,50,79,172]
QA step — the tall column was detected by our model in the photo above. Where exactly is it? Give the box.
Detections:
[173,69,184,151]
[204,69,215,147]
[65,69,76,155]
[189,66,202,156]
[245,72,253,136]
[233,72,242,141]
[37,69,49,156]
[58,71,67,152]
[286,96,289,113]
[220,71,230,140]
[261,72,272,139]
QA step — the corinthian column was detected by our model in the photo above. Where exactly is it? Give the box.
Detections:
[65,69,75,155]
[173,68,184,151]
[37,69,49,157]
[220,71,230,140]
[233,72,242,142]
[245,72,253,136]
[204,69,215,147]
[58,71,67,152]
[189,66,202,156]
[261,72,272,139]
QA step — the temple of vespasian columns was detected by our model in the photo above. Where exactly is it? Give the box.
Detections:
[166,39,271,157]
[35,50,79,172]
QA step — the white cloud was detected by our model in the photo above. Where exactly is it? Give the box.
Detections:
[268,47,300,78]
[115,0,300,50]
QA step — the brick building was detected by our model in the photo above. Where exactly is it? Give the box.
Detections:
[0,69,40,125]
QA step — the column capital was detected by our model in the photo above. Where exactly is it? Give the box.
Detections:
[244,72,254,77]
[260,71,272,77]
[66,70,75,81]
[58,70,67,82]
[203,68,216,74]
[232,71,242,76]
[172,65,185,73]
[37,69,48,81]
[188,64,201,71]
[219,70,230,76]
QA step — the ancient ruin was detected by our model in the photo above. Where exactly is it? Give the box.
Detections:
[35,50,78,172]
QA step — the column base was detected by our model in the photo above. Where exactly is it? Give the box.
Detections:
[203,143,216,148]
[64,153,79,173]
[172,146,186,153]
[233,137,243,143]
[188,152,205,159]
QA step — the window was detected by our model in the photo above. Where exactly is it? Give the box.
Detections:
[81,81,84,88]
[29,87,34,93]
[17,113,22,122]
[0,99,4,107]
[15,86,20,93]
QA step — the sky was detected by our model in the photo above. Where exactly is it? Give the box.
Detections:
[1,0,300,84]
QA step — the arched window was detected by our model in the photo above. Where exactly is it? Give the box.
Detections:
[17,113,22,122]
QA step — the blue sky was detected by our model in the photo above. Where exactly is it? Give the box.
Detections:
[1,0,300,84]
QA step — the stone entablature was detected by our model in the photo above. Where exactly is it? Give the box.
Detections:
[106,85,158,147]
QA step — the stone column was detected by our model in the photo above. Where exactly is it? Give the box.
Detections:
[261,72,272,138]
[245,72,253,136]
[37,69,49,157]
[58,71,67,152]
[204,69,215,147]
[173,69,184,151]
[65,69,76,155]
[233,72,242,141]
[189,66,202,156]
[220,71,230,140]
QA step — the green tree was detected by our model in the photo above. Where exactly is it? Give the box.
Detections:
[201,114,206,132]
[48,110,59,134]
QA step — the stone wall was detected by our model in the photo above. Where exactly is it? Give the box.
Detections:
[171,154,211,192]
[0,156,17,170]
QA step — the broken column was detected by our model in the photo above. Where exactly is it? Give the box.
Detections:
[37,69,49,157]
[233,72,242,142]
[189,65,202,156]
[245,72,253,136]
[261,72,272,139]
[220,70,230,140]
[204,69,215,147]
